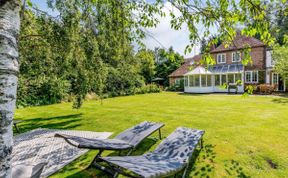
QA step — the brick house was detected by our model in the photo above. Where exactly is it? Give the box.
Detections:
[169,55,201,86]
[169,33,287,93]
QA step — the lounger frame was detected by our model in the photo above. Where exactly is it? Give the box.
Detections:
[89,126,163,169]
[94,137,204,178]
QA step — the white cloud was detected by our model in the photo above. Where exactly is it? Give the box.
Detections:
[143,2,200,58]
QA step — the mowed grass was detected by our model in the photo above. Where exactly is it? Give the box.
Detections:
[15,92,288,178]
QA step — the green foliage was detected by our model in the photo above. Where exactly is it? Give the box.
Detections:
[273,44,288,81]
[268,1,288,45]
[18,1,148,108]
[245,85,256,95]
[155,47,184,86]
[18,0,282,106]
[167,79,184,91]
[200,35,222,54]
[136,49,156,83]
[134,84,161,94]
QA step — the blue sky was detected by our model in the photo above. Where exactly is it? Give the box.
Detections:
[31,0,205,58]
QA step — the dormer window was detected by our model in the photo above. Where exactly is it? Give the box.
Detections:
[217,54,226,64]
[232,52,241,62]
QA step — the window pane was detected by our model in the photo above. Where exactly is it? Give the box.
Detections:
[233,52,241,62]
[222,54,226,63]
[189,76,194,86]
[215,75,221,86]
[184,77,188,86]
[236,53,240,61]
[201,75,207,87]
[217,55,221,63]
[222,74,227,84]
[207,75,212,87]
[273,74,278,84]
[195,75,200,87]
[235,74,242,83]
[175,79,180,85]
[252,71,258,82]
[228,74,234,84]
[246,72,251,82]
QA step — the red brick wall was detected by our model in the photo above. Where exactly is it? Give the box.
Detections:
[169,77,183,86]
[245,47,266,70]
[211,47,266,70]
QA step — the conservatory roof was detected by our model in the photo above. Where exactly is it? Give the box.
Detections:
[211,64,243,73]
[184,66,212,75]
[184,64,243,75]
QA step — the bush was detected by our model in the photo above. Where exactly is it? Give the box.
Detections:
[17,76,71,107]
[135,84,161,94]
[104,84,160,99]
[245,84,258,94]
[258,84,277,94]
[167,79,184,92]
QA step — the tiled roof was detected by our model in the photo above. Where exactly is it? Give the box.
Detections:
[210,34,265,53]
[169,54,201,77]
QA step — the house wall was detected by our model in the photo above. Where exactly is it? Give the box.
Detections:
[169,76,183,86]
[211,47,266,70]
[266,50,273,68]
[245,47,266,70]
[212,46,266,88]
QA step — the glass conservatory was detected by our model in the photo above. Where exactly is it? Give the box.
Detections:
[184,65,244,93]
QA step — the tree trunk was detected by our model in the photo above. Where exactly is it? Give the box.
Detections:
[0,0,20,177]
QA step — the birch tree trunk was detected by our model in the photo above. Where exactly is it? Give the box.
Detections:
[0,0,20,177]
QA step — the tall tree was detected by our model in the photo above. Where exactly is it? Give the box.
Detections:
[155,47,184,86]
[0,0,20,177]
[136,49,156,83]
[273,35,288,81]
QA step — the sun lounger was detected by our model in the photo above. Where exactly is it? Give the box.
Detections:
[55,121,164,166]
[12,161,46,178]
[97,127,204,178]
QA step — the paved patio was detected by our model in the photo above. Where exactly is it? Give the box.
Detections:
[12,128,112,177]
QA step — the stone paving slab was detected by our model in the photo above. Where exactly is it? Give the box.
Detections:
[12,128,112,177]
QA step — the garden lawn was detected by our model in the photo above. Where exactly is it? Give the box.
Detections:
[15,92,288,178]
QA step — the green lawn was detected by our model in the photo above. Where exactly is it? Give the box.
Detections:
[15,92,288,178]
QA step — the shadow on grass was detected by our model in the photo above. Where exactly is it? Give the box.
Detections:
[15,114,83,134]
[224,160,251,178]
[178,92,238,96]
[64,137,158,178]
[271,97,288,104]
[175,144,217,178]
[178,92,208,96]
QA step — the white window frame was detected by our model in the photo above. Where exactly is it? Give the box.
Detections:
[214,74,221,86]
[272,73,279,85]
[184,76,188,87]
[175,78,181,85]
[232,51,241,62]
[221,74,227,85]
[245,71,258,83]
[217,53,226,64]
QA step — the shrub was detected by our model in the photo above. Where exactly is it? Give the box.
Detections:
[245,84,257,94]
[258,84,277,94]
[104,84,160,99]
[135,84,161,94]
[17,76,71,107]
[167,82,184,92]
